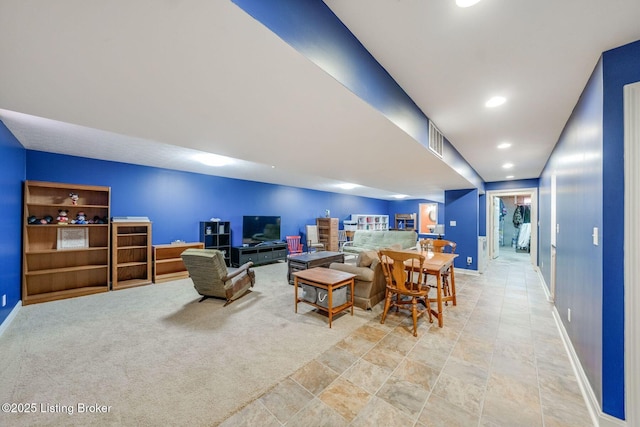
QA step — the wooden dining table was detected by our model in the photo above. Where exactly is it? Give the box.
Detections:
[405,251,458,327]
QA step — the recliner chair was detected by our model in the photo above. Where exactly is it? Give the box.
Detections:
[181,249,255,305]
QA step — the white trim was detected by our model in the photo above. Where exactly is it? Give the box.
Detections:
[454,267,479,276]
[551,306,624,427]
[624,82,640,427]
[485,188,538,267]
[538,267,624,426]
[0,301,22,337]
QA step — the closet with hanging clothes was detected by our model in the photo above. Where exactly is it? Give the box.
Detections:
[512,196,531,252]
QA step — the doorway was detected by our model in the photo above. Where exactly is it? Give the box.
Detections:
[486,188,538,267]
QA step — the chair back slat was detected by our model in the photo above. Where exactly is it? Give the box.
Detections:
[419,238,456,253]
[378,249,425,293]
[286,235,303,255]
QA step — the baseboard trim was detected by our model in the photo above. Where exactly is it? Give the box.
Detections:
[455,268,479,276]
[535,267,554,302]
[0,301,22,337]
[551,307,626,427]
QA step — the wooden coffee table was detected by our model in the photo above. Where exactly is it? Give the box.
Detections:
[287,251,345,284]
[293,267,355,328]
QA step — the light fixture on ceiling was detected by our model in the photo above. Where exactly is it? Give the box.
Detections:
[485,96,506,108]
[192,153,233,167]
[502,162,514,169]
[506,175,515,179]
[456,0,482,7]
[392,194,409,199]
[497,142,512,149]
[336,183,360,190]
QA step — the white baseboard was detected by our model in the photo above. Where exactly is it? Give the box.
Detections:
[551,306,626,427]
[0,301,22,337]
[455,267,479,276]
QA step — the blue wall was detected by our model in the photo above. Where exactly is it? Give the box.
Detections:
[444,189,479,270]
[26,151,389,248]
[540,58,604,408]
[601,39,640,419]
[539,39,640,420]
[0,121,26,325]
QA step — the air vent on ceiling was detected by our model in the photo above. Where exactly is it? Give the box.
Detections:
[428,121,444,158]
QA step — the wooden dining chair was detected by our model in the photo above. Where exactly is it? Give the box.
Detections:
[378,249,431,337]
[420,238,457,304]
[285,235,303,256]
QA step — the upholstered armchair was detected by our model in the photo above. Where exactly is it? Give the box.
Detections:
[329,250,387,310]
[181,249,255,305]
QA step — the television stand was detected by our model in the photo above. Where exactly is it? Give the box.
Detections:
[231,243,287,267]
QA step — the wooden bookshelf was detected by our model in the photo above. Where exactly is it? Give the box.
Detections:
[111,222,152,290]
[22,181,111,305]
[152,242,204,283]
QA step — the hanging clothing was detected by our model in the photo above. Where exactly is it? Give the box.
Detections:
[513,204,531,227]
[513,206,523,228]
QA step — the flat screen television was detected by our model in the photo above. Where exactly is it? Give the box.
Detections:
[242,216,281,245]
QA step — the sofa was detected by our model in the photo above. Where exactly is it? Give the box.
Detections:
[342,230,418,254]
[329,250,386,310]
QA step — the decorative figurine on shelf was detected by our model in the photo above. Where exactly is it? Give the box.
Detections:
[69,192,79,205]
[41,215,53,224]
[72,211,87,224]
[90,215,107,224]
[57,209,69,224]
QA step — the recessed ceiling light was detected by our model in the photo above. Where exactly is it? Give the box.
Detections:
[336,183,360,190]
[502,163,514,169]
[456,0,482,7]
[497,142,512,149]
[392,194,409,199]
[192,153,233,167]
[485,96,506,108]
[506,175,515,179]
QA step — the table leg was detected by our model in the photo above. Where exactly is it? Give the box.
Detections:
[436,273,444,327]
[449,265,457,306]
[328,285,333,328]
[294,276,299,313]
[350,278,354,316]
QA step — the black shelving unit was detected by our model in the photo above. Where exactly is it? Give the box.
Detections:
[199,221,231,266]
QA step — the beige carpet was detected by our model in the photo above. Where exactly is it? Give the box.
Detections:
[0,262,373,426]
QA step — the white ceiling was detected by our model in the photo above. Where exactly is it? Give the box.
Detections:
[1,1,639,202]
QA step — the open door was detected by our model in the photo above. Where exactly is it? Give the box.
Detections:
[492,196,501,259]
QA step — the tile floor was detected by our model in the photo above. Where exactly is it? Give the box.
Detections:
[220,249,593,427]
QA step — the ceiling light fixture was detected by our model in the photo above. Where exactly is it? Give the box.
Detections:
[456,0,482,7]
[392,194,409,199]
[336,183,360,190]
[497,142,512,149]
[506,175,515,179]
[485,96,506,108]
[502,163,514,169]
[192,153,233,167]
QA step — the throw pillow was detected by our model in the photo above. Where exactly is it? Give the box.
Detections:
[357,250,377,267]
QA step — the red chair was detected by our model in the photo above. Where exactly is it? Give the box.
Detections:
[286,236,303,256]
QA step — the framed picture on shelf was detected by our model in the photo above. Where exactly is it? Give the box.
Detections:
[57,227,89,250]
[418,203,438,234]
